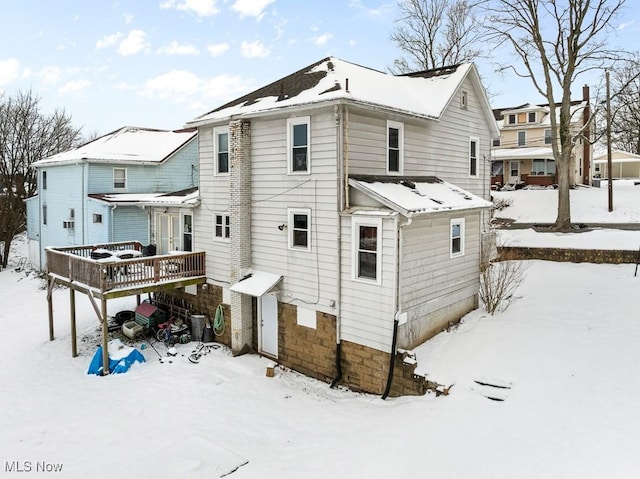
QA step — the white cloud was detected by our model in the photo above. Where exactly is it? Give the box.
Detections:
[58,80,91,94]
[118,30,150,56]
[231,0,275,18]
[160,0,219,17]
[206,42,230,57]
[314,33,333,46]
[0,58,20,86]
[348,0,395,18]
[157,41,199,55]
[124,13,134,24]
[39,66,63,85]
[96,32,122,49]
[617,20,634,31]
[143,69,253,108]
[240,40,270,58]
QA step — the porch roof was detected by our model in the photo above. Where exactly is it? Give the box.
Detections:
[349,175,492,217]
[492,147,555,160]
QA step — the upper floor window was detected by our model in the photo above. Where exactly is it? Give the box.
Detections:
[387,120,404,174]
[508,114,516,125]
[288,208,311,251]
[469,137,479,177]
[113,168,126,189]
[287,117,310,174]
[528,112,536,123]
[352,217,381,283]
[214,213,230,240]
[517,131,526,147]
[544,129,552,144]
[93,213,103,224]
[461,91,468,110]
[42,171,47,190]
[214,127,229,175]
[450,218,465,258]
[42,205,47,225]
[492,138,501,147]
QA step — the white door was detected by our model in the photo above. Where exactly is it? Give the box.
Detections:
[259,293,278,358]
[509,161,520,183]
[157,214,180,254]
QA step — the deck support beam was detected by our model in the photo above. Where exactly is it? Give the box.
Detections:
[101,298,109,376]
[47,277,55,341]
[70,288,77,357]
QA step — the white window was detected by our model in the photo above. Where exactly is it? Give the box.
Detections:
[93,213,103,224]
[532,159,556,175]
[113,168,126,189]
[517,131,526,147]
[544,129,552,145]
[287,208,311,251]
[528,112,536,123]
[214,213,230,240]
[461,91,468,109]
[469,137,479,177]
[42,171,47,190]
[450,218,465,258]
[42,205,47,225]
[387,120,403,174]
[352,217,382,283]
[183,214,193,252]
[508,114,516,125]
[214,127,229,175]
[287,117,310,174]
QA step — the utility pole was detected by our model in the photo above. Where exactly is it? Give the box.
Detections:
[606,70,613,212]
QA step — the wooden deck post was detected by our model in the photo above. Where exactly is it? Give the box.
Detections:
[101,298,109,376]
[47,277,55,341]
[70,288,77,357]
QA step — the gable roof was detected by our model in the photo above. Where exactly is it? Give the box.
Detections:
[349,175,492,217]
[32,126,197,167]
[188,57,495,130]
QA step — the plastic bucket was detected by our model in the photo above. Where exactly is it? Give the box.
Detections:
[191,315,205,342]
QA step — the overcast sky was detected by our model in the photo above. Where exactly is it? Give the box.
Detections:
[1,0,639,137]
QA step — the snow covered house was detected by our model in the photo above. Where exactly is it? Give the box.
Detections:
[491,86,592,189]
[592,144,640,180]
[26,127,198,269]
[181,57,498,395]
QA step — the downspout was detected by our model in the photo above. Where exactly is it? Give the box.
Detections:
[382,215,411,399]
[331,104,345,388]
[110,204,117,242]
[344,105,350,210]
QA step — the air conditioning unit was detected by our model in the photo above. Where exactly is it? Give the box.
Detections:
[63,220,75,229]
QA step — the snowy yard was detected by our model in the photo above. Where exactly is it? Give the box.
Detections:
[1,181,640,477]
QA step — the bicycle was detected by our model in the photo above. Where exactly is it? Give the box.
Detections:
[155,317,190,346]
[188,342,220,364]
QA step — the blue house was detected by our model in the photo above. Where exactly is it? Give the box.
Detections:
[26,126,198,269]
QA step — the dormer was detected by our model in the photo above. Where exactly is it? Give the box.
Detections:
[502,104,549,127]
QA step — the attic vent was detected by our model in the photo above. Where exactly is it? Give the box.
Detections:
[327,61,334,71]
[63,220,75,229]
[401,180,416,189]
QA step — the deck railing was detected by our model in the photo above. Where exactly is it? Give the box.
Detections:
[46,244,206,292]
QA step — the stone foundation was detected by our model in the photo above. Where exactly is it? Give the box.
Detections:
[498,246,639,264]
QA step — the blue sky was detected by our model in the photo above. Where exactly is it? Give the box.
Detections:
[1,0,639,136]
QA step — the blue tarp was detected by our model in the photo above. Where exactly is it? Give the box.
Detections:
[87,340,146,375]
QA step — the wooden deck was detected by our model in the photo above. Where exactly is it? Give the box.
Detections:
[46,241,206,299]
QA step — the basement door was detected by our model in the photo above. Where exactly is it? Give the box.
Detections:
[259,293,278,358]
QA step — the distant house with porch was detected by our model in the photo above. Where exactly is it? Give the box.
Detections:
[25,126,198,270]
[592,143,640,180]
[180,57,498,395]
[491,86,592,189]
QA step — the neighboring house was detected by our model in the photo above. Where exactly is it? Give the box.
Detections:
[592,143,640,180]
[181,57,498,395]
[491,86,592,189]
[26,127,198,269]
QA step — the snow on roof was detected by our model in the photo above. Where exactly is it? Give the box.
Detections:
[88,187,199,206]
[230,271,283,297]
[492,146,555,160]
[496,101,587,127]
[188,57,475,125]
[349,176,492,217]
[33,126,197,166]
[592,143,640,162]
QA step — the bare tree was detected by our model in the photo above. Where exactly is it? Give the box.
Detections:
[0,90,82,268]
[390,0,482,73]
[607,56,640,154]
[483,0,627,230]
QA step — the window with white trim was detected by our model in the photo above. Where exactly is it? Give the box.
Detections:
[42,171,47,190]
[93,213,103,224]
[287,117,310,174]
[544,129,552,145]
[517,131,526,147]
[461,91,468,109]
[450,218,465,258]
[387,120,403,174]
[508,114,516,125]
[113,168,126,189]
[469,137,479,176]
[287,208,311,251]
[42,205,47,225]
[214,213,230,240]
[352,217,382,283]
[528,112,536,123]
[532,159,556,175]
[214,127,229,175]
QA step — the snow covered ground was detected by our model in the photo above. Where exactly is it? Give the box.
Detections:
[1,183,640,478]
